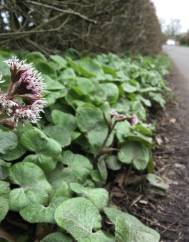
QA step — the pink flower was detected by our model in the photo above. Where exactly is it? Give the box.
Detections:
[110,109,127,122]
[13,99,45,123]
[109,110,138,125]
[127,115,138,126]
[5,57,45,96]
[0,93,18,115]
[0,57,45,126]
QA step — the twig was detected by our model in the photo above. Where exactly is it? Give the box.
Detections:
[34,13,65,30]
[0,14,70,40]
[0,28,64,38]
[27,0,97,24]
[24,39,50,56]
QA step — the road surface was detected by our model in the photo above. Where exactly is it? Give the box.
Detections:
[164,45,189,90]
[160,45,189,242]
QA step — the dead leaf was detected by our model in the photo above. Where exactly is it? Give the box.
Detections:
[170,118,176,124]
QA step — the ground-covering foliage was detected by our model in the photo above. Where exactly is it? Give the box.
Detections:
[0,50,170,242]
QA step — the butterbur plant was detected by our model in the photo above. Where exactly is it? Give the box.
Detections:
[0,57,45,128]
[0,51,169,242]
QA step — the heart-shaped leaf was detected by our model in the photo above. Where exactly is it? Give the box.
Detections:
[20,127,62,157]
[55,197,102,241]
[104,207,160,242]
[0,130,17,154]
[56,151,93,183]
[70,183,109,210]
[9,162,51,211]
[118,142,150,170]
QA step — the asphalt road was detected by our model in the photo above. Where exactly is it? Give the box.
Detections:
[162,45,189,242]
[164,45,189,87]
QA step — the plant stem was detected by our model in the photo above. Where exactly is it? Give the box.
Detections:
[93,120,117,164]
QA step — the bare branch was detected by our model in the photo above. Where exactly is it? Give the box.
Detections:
[26,0,97,24]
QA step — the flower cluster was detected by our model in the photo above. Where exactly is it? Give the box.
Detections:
[0,57,45,127]
[110,110,138,125]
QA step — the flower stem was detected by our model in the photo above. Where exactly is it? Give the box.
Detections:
[93,120,117,164]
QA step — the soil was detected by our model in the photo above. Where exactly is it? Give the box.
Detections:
[145,66,189,242]
[109,65,189,242]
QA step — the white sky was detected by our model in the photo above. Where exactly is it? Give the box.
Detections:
[152,0,189,32]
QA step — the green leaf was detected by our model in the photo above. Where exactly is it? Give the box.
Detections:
[44,125,71,147]
[20,179,72,223]
[40,232,72,242]
[74,77,95,95]
[104,207,160,242]
[87,124,109,151]
[20,127,62,157]
[0,160,11,179]
[121,83,139,93]
[97,159,108,182]
[55,197,102,241]
[127,132,153,145]
[115,121,131,142]
[102,64,117,76]
[70,183,109,209]
[0,130,17,154]
[0,143,25,161]
[35,61,56,78]
[147,174,169,191]
[76,104,103,132]
[43,138,62,157]
[45,89,67,106]
[50,55,67,69]
[20,203,55,223]
[149,92,165,107]
[100,83,119,104]
[133,123,154,136]
[59,68,76,82]
[76,104,111,151]
[0,197,9,222]
[20,127,48,152]
[50,181,72,200]
[51,110,76,131]
[0,181,10,196]
[23,154,57,173]
[69,58,104,78]
[105,155,121,171]
[118,142,151,170]
[57,151,93,183]
[9,162,51,211]
[25,52,47,63]
[130,101,146,120]
[0,181,10,222]
[43,74,64,90]
[81,231,114,242]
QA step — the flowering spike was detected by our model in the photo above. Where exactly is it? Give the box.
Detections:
[0,93,19,115]
[5,57,45,95]
[0,57,45,127]
[110,109,138,125]
[128,114,138,126]
[13,100,45,123]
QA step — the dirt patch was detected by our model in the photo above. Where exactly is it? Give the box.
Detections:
[109,66,189,242]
